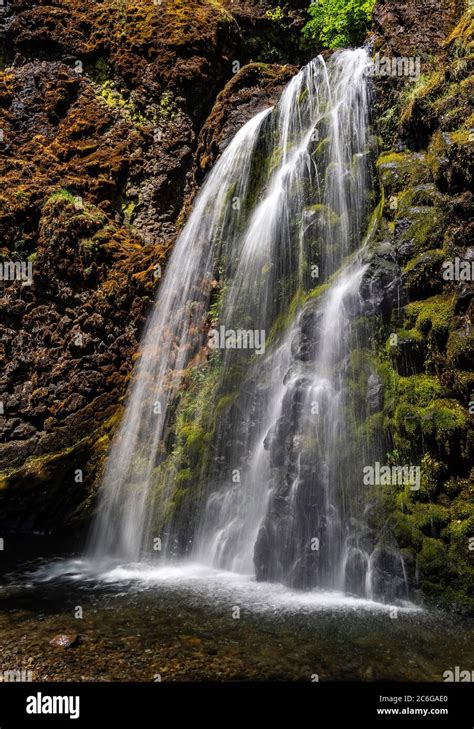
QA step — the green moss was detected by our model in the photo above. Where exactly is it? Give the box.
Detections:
[302,281,330,303]
[91,57,110,84]
[175,468,193,484]
[314,136,331,156]
[96,80,150,125]
[215,393,237,415]
[0,407,121,498]
[398,374,444,407]
[158,90,177,121]
[396,205,445,255]
[385,327,423,355]
[298,86,309,105]
[418,537,450,580]
[397,184,442,210]
[46,189,77,205]
[121,197,137,222]
[447,329,474,370]
[427,126,474,187]
[403,250,444,275]
[405,294,455,343]
[444,507,473,545]
[377,152,432,193]
[165,0,231,46]
[79,237,100,254]
[402,249,446,296]
[451,127,474,146]
[391,457,470,576]
[393,508,423,548]
[400,71,445,127]
[370,53,473,606]
[411,502,451,534]
[396,398,469,451]
[180,423,208,459]
[266,289,304,347]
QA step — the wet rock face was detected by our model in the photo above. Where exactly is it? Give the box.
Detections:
[369,8,474,612]
[372,0,464,56]
[195,63,297,180]
[360,250,402,319]
[367,373,383,412]
[0,0,312,534]
[370,0,466,150]
[254,294,363,591]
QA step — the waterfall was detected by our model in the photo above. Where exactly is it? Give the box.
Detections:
[88,107,272,560]
[88,49,407,602]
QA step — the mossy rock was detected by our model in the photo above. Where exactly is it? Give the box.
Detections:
[428,128,474,192]
[377,152,432,195]
[402,249,445,299]
[305,203,340,227]
[400,71,446,129]
[398,374,445,407]
[410,502,451,536]
[393,512,424,551]
[397,184,443,211]
[387,328,425,375]
[415,399,468,452]
[395,204,446,257]
[418,537,450,581]
[404,294,455,347]
[447,328,474,370]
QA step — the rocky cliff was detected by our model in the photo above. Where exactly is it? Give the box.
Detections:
[0,0,309,532]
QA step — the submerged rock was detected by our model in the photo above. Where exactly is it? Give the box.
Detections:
[49,633,79,648]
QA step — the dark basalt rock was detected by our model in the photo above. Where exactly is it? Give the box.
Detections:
[359,253,402,319]
[370,546,409,602]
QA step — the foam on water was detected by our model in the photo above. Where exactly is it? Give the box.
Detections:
[28,559,421,616]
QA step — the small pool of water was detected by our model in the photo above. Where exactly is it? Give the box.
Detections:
[0,555,472,682]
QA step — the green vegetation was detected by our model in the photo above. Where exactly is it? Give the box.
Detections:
[96,80,150,125]
[158,90,177,121]
[46,188,77,205]
[265,6,285,22]
[302,0,376,48]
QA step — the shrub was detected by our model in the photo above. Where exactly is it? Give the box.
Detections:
[302,0,376,49]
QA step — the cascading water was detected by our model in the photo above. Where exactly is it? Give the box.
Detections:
[88,49,408,602]
[88,107,272,560]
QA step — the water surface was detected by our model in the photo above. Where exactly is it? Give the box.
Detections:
[0,556,471,682]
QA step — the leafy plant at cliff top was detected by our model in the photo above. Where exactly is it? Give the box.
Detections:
[303,0,376,48]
